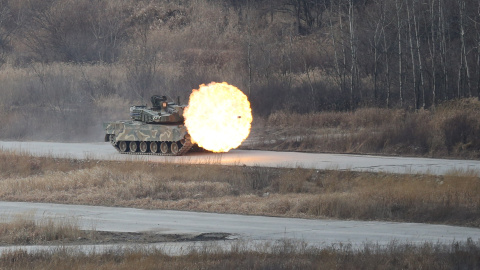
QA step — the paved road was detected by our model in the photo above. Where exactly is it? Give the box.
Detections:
[1,201,479,250]
[1,141,480,175]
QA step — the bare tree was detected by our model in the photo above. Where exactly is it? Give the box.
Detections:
[327,2,342,92]
[406,0,418,108]
[371,11,382,105]
[0,5,9,67]
[413,0,424,108]
[246,0,253,97]
[395,0,404,107]
[429,0,437,108]
[338,1,349,108]
[0,0,16,68]
[88,1,128,63]
[125,15,159,101]
[283,0,329,35]
[439,0,449,101]
[367,0,393,107]
[326,1,348,108]
[17,0,127,63]
[458,0,472,97]
[348,0,357,109]
[476,1,480,98]
[383,25,392,108]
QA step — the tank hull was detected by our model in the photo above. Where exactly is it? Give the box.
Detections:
[104,121,188,141]
[104,121,193,156]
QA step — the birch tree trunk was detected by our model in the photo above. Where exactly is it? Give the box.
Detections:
[460,0,471,97]
[383,26,391,108]
[328,2,342,97]
[349,0,357,109]
[477,2,480,99]
[439,0,448,100]
[458,0,471,97]
[407,0,417,109]
[430,0,437,108]
[339,2,348,108]
[413,1,424,108]
[395,0,403,107]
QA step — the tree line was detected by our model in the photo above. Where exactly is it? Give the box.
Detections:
[0,0,479,115]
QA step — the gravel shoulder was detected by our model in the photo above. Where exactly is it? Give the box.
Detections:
[0,231,231,246]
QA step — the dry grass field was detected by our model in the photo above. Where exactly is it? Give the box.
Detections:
[1,149,480,268]
[0,213,88,245]
[1,239,479,270]
[1,150,480,227]
[0,213,229,246]
[246,98,480,159]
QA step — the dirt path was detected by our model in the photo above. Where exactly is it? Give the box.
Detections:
[2,141,480,175]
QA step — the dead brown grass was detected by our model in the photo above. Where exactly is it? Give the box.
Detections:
[247,98,480,159]
[0,212,87,245]
[1,239,479,270]
[1,151,480,227]
[0,151,95,178]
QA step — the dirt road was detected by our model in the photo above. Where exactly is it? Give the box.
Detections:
[1,201,479,251]
[1,141,480,175]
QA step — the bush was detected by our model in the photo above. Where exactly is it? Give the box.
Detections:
[443,112,480,153]
[248,99,480,159]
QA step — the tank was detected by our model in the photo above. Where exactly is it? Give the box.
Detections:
[103,95,193,155]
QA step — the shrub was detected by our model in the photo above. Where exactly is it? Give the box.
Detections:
[442,112,480,153]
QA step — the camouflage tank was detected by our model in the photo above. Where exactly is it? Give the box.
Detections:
[103,95,193,155]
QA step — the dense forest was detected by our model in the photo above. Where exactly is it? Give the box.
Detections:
[0,0,479,141]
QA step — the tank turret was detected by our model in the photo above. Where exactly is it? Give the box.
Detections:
[130,95,185,124]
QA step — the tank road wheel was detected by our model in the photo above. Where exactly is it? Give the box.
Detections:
[119,141,128,152]
[129,141,138,152]
[150,142,159,153]
[171,142,179,155]
[139,141,148,153]
[160,142,169,154]
[109,134,116,146]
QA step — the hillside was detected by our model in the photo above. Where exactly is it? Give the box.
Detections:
[0,0,480,158]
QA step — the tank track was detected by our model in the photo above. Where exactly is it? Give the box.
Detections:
[113,139,193,156]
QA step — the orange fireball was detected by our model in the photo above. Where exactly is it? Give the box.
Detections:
[184,82,252,152]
